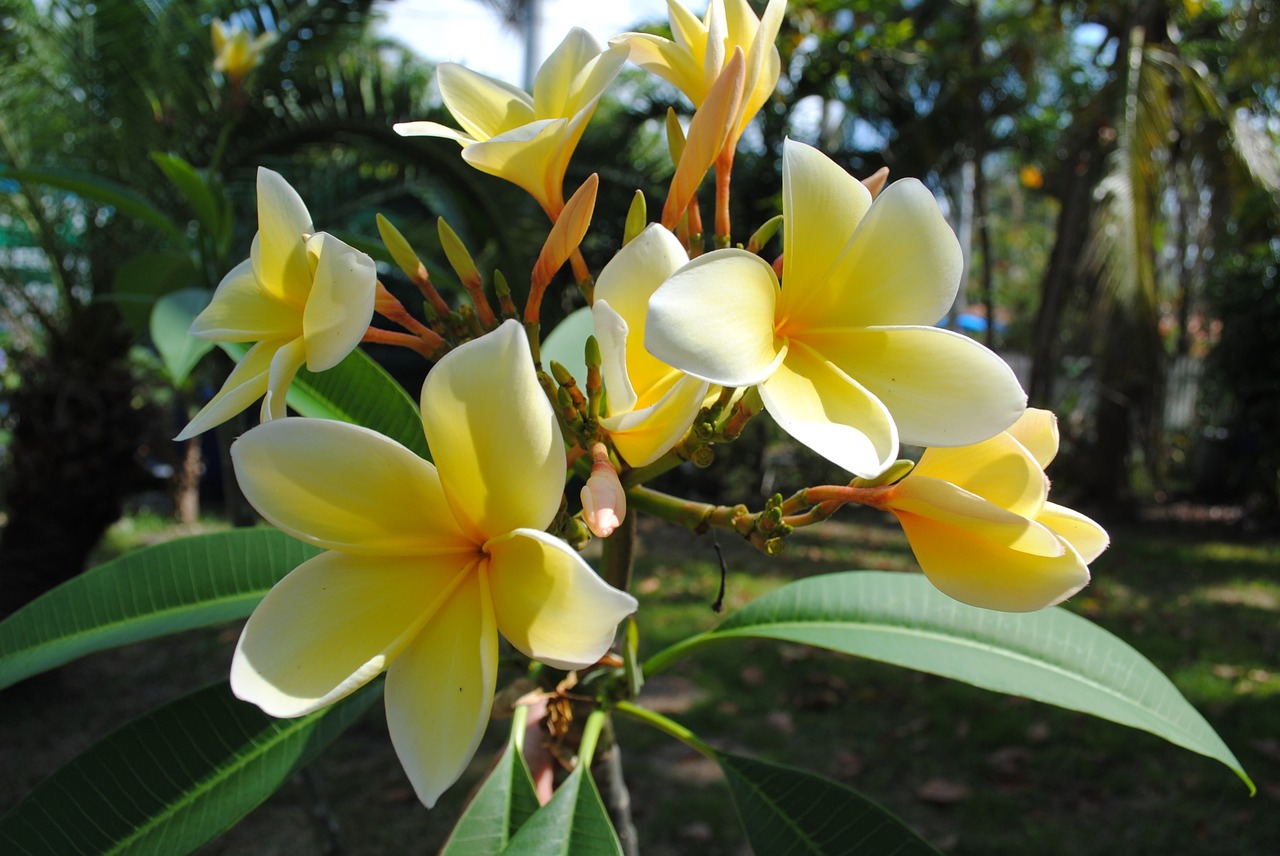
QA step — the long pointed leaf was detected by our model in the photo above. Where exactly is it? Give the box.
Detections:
[716,751,941,856]
[442,730,541,855]
[0,680,379,855]
[0,529,321,690]
[500,765,622,856]
[647,571,1253,793]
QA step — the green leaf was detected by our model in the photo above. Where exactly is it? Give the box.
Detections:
[1,166,187,247]
[107,250,200,337]
[649,571,1253,793]
[149,152,225,242]
[716,751,941,855]
[0,680,379,855]
[151,287,213,385]
[0,529,322,691]
[220,343,430,460]
[499,766,622,856]
[441,731,541,855]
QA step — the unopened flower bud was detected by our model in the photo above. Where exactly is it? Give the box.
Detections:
[580,443,626,538]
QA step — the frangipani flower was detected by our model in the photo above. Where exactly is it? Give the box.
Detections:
[211,19,275,85]
[646,139,1026,478]
[866,408,1108,611]
[594,224,709,467]
[176,168,376,441]
[229,320,638,807]
[613,0,785,148]
[394,29,628,216]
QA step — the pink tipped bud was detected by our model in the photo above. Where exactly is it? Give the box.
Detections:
[580,443,626,538]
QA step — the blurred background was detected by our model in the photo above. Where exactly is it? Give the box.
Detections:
[1,1,1277,853]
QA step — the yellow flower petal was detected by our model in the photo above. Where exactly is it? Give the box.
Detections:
[646,248,783,386]
[435,62,535,141]
[262,335,307,422]
[174,338,277,441]
[1005,407,1060,470]
[461,119,571,214]
[895,510,1091,611]
[385,571,497,808]
[784,174,959,331]
[230,552,468,718]
[534,29,626,119]
[231,417,474,556]
[301,232,376,371]
[759,342,898,478]
[486,529,638,669]
[189,259,300,342]
[884,475,1064,557]
[777,139,872,321]
[1039,502,1110,564]
[601,373,709,467]
[252,167,313,307]
[392,120,475,146]
[911,432,1049,520]
[614,33,704,100]
[594,224,690,404]
[802,326,1026,448]
[421,320,565,541]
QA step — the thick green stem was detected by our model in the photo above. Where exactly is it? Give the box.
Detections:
[578,707,608,768]
[600,509,636,592]
[640,631,719,679]
[614,700,716,760]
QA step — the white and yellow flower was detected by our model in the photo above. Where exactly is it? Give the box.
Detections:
[211,19,275,85]
[613,0,785,150]
[394,28,627,217]
[176,168,376,440]
[867,408,1109,611]
[228,320,638,807]
[646,139,1027,478]
[593,224,709,467]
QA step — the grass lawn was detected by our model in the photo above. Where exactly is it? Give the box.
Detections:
[1,507,1276,854]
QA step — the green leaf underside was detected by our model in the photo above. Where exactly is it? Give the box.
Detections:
[0,680,380,855]
[700,572,1253,792]
[441,737,541,855]
[499,766,623,856]
[716,751,941,856]
[0,166,187,246]
[220,343,430,460]
[0,529,322,690]
[152,288,214,384]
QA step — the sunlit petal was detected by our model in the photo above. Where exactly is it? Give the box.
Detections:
[789,178,962,330]
[612,33,703,99]
[884,475,1064,557]
[422,320,565,541]
[189,259,299,342]
[759,343,898,478]
[895,511,1090,612]
[435,62,535,140]
[1005,407,1060,470]
[392,121,476,146]
[646,249,783,386]
[487,529,638,669]
[461,119,570,212]
[261,335,307,422]
[301,232,377,371]
[602,374,710,467]
[1039,502,1110,564]
[534,28,604,117]
[386,571,497,808]
[778,140,872,318]
[911,432,1049,519]
[252,168,313,306]
[803,326,1026,448]
[230,552,467,718]
[174,339,276,441]
[231,417,473,555]
[593,300,638,413]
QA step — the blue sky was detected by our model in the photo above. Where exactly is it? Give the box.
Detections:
[375,0,681,84]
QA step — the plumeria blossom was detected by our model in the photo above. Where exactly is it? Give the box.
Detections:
[176,168,376,441]
[646,139,1027,478]
[211,19,275,85]
[394,29,628,217]
[866,408,1109,611]
[593,224,710,467]
[613,0,785,149]
[228,320,638,807]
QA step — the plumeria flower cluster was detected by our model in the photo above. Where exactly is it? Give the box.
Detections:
[184,0,1108,810]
